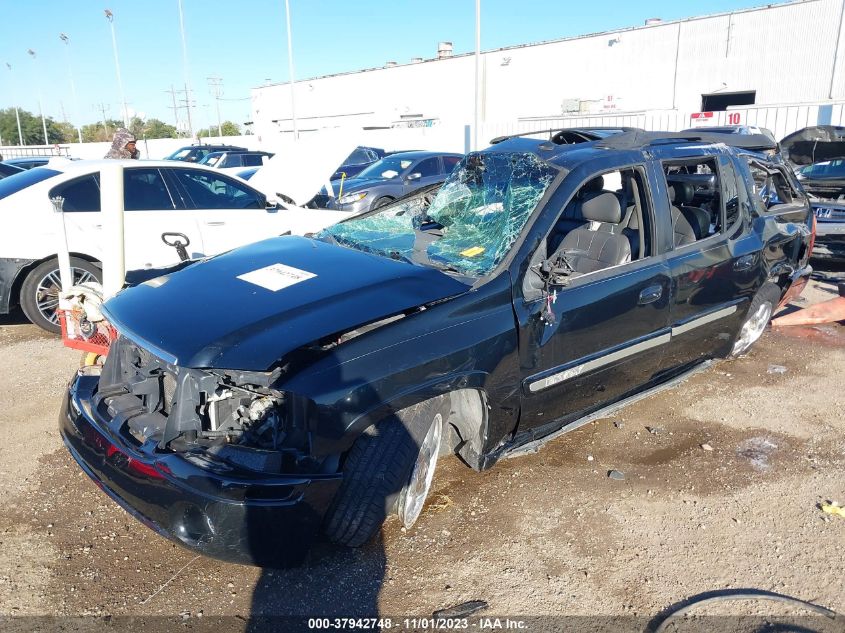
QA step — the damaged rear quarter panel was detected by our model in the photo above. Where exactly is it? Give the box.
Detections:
[277,272,521,459]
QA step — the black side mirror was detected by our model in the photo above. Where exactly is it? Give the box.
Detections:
[406,172,422,182]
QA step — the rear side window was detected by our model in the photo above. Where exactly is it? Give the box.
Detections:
[442,156,461,173]
[661,158,721,246]
[0,168,60,201]
[124,168,174,211]
[171,169,263,209]
[720,158,740,228]
[745,159,799,211]
[51,174,101,212]
[413,157,440,178]
[242,154,264,167]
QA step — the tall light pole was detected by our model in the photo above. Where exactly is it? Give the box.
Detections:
[177,0,195,139]
[104,9,129,127]
[207,76,223,137]
[284,0,298,139]
[4,63,24,146]
[59,33,84,143]
[474,0,481,151]
[27,49,50,145]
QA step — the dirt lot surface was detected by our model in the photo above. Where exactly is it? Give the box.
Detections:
[0,271,843,632]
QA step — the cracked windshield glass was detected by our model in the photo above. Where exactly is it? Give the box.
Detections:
[319,152,559,276]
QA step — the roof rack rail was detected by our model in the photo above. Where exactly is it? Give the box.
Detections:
[489,126,643,145]
[596,130,777,152]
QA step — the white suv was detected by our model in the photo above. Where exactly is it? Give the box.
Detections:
[0,160,350,332]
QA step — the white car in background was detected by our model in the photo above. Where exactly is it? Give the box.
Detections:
[0,157,353,332]
[197,150,275,175]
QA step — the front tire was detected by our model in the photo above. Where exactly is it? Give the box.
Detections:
[19,257,101,334]
[324,396,447,547]
[730,283,780,357]
[372,196,394,210]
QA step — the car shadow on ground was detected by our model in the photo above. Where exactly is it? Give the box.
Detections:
[243,376,419,631]
[245,537,389,631]
[0,307,31,326]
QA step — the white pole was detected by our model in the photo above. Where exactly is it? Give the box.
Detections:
[14,105,23,145]
[284,0,299,139]
[51,196,73,296]
[4,63,24,145]
[474,0,481,151]
[100,163,126,298]
[105,10,129,127]
[60,34,84,144]
[177,0,195,139]
[27,50,50,145]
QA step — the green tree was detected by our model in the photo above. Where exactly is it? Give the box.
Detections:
[220,120,241,136]
[54,121,79,143]
[196,120,242,138]
[140,118,178,139]
[81,119,124,143]
[0,107,70,145]
[128,116,146,140]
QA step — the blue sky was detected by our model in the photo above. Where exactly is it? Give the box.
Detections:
[0,0,779,130]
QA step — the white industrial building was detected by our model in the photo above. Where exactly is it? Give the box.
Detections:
[251,0,845,148]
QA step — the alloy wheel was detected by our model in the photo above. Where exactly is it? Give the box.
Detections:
[398,412,443,529]
[34,266,96,326]
[731,301,773,356]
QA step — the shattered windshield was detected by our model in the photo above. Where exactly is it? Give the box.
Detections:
[318,152,559,276]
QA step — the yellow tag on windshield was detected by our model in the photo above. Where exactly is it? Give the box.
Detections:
[460,246,486,258]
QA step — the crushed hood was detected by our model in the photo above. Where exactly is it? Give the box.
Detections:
[780,126,845,166]
[248,131,361,206]
[102,236,470,370]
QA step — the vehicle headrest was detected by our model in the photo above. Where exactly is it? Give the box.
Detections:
[668,182,695,205]
[582,176,604,194]
[581,191,622,223]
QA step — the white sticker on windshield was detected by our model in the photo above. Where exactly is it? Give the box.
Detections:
[237,263,316,292]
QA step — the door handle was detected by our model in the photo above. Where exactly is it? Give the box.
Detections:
[638,284,663,305]
[733,254,754,272]
[204,221,226,226]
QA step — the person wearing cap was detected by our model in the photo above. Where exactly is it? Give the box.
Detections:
[104,128,140,159]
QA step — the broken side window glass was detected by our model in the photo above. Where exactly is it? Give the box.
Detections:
[318,152,559,277]
[744,158,799,210]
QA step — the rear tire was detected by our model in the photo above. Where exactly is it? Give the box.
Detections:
[729,283,781,357]
[324,396,447,547]
[19,257,101,334]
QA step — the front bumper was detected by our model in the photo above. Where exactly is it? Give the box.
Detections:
[59,372,342,567]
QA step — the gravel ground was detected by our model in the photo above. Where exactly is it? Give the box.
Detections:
[0,271,843,632]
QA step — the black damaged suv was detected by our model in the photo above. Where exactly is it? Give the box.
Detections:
[60,130,813,565]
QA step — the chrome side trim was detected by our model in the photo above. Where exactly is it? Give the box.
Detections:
[671,304,737,337]
[527,332,671,393]
[509,360,714,459]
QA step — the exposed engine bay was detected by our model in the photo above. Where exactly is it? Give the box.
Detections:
[95,336,315,474]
